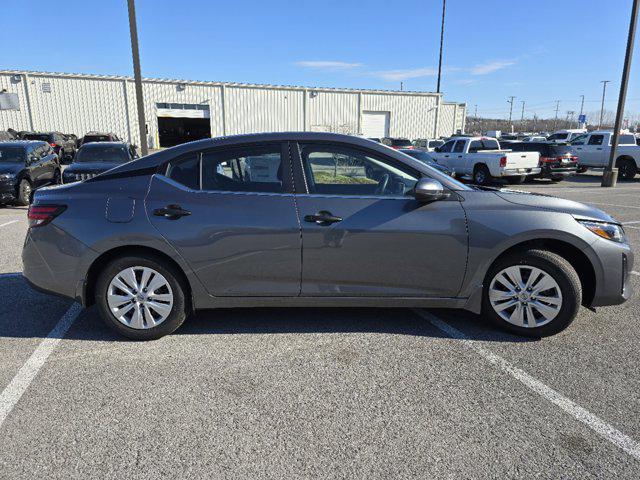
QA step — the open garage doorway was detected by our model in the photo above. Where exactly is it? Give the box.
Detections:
[158,117,211,147]
[156,103,212,148]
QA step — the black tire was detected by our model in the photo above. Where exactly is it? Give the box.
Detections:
[473,164,492,185]
[550,176,565,183]
[616,157,637,181]
[17,179,32,206]
[482,249,582,337]
[576,166,588,174]
[95,253,188,340]
[506,175,526,185]
[53,169,61,185]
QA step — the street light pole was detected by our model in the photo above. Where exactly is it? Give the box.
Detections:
[598,80,611,129]
[602,0,639,188]
[520,100,525,128]
[127,0,148,156]
[436,0,446,93]
[579,94,585,127]
[553,100,560,130]
[507,96,515,123]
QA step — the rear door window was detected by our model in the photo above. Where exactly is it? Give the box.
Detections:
[166,154,200,190]
[588,135,604,146]
[453,140,465,153]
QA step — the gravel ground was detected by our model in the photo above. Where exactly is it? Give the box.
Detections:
[1,172,639,479]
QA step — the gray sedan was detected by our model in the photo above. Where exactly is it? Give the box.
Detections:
[22,132,633,340]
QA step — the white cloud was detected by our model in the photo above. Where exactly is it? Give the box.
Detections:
[455,78,476,86]
[470,60,515,75]
[371,67,437,81]
[295,61,364,70]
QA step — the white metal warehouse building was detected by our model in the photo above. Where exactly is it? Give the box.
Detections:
[0,70,466,148]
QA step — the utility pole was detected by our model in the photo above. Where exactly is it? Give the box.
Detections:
[436,0,446,93]
[579,94,585,126]
[474,104,478,118]
[603,0,638,187]
[599,80,611,129]
[553,100,560,130]
[507,96,515,123]
[520,100,525,128]
[127,0,148,156]
[400,81,404,91]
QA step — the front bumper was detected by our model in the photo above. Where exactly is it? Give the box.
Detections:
[588,237,634,307]
[0,179,17,202]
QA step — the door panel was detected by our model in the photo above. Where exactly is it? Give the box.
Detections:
[147,176,301,296]
[296,195,468,296]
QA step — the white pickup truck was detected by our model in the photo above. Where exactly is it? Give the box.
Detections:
[430,136,540,185]
[569,130,640,180]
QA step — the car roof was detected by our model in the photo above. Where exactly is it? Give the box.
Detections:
[79,141,129,148]
[98,131,467,190]
[0,140,45,147]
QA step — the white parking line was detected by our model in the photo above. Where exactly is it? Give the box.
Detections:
[0,303,82,428]
[0,220,20,228]
[631,271,640,277]
[623,221,640,225]
[413,309,640,461]
[587,202,640,210]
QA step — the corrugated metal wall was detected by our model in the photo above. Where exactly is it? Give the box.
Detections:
[0,71,466,145]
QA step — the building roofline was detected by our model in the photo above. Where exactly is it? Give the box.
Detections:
[0,69,449,98]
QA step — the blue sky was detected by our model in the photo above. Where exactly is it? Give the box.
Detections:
[2,0,639,120]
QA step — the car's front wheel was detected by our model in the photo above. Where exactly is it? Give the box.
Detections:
[95,254,188,340]
[17,179,32,206]
[482,249,581,337]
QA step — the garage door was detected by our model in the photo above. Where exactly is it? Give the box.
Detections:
[361,111,390,138]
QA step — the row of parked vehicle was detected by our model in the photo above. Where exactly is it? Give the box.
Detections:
[0,130,137,206]
[369,129,640,185]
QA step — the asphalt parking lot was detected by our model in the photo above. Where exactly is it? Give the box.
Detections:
[1,172,640,479]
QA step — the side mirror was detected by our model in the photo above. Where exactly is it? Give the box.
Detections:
[413,178,449,203]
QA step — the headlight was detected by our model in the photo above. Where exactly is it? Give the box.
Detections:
[0,173,16,180]
[578,220,627,243]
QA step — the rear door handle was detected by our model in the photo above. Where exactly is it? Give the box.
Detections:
[304,210,342,225]
[153,204,191,219]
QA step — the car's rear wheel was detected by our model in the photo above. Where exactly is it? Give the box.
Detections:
[95,254,188,340]
[473,164,492,185]
[17,179,32,206]
[616,157,637,180]
[576,166,588,174]
[482,249,581,337]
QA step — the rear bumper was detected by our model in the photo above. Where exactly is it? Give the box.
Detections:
[500,167,541,177]
[536,164,578,178]
[22,223,94,302]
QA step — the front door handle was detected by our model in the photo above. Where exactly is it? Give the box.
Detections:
[304,210,342,225]
[153,204,191,219]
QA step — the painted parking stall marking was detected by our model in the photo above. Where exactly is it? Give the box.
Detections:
[414,309,640,461]
[0,219,20,228]
[0,303,82,428]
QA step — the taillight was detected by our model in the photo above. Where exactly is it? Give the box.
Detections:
[539,156,555,163]
[50,142,57,147]
[499,156,507,167]
[27,205,66,228]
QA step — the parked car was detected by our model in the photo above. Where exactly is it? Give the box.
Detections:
[80,131,121,145]
[430,136,540,185]
[0,131,16,141]
[399,148,453,176]
[381,137,414,149]
[546,129,587,143]
[413,138,445,152]
[0,140,61,205]
[62,142,139,183]
[22,132,633,340]
[22,131,76,163]
[367,137,381,143]
[500,141,578,181]
[568,131,640,180]
[521,136,548,142]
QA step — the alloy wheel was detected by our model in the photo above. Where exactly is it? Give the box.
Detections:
[489,265,563,328]
[107,266,174,329]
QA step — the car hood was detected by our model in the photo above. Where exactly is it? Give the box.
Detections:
[494,188,617,223]
[0,163,23,175]
[65,162,120,174]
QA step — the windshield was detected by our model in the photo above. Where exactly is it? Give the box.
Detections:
[401,150,433,162]
[75,146,129,163]
[428,140,444,148]
[548,133,568,140]
[392,138,412,147]
[23,133,51,142]
[0,147,25,163]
